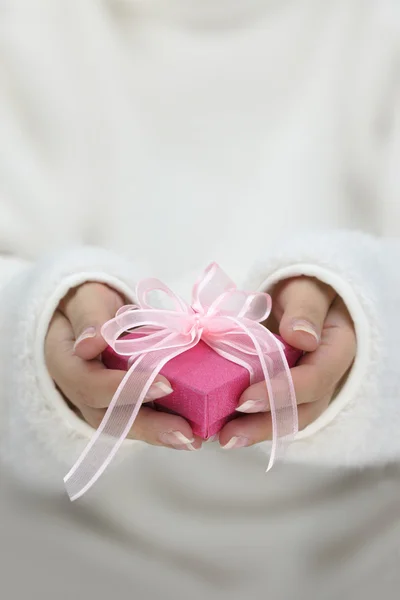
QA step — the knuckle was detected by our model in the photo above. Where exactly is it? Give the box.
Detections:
[244,381,268,401]
[74,372,122,410]
[298,397,329,430]
[44,333,57,367]
[298,404,313,430]
[295,306,323,325]
[59,285,83,314]
[80,406,105,429]
[60,282,97,316]
[88,410,105,429]
[343,325,357,356]
[308,370,335,404]
[74,386,102,409]
[127,419,146,442]
[317,369,338,399]
[78,282,119,306]
[286,281,333,314]
[74,312,94,335]
[45,321,71,374]
[45,348,61,379]
[75,281,102,299]
[127,427,143,442]
[45,353,57,378]
[62,282,122,331]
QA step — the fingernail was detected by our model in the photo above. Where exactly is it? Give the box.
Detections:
[291,319,319,342]
[145,381,173,400]
[236,400,266,413]
[206,434,219,443]
[160,431,197,451]
[73,327,96,350]
[222,436,250,450]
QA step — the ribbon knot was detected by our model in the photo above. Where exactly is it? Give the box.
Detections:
[189,311,204,335]
[64,263,298,501]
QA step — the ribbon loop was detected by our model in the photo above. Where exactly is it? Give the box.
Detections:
[136,278,191,314]
[192,263,236,313]
[64,263,298,501]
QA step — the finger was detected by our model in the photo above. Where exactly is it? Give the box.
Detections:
[59,282,125,360]
[219,395,332,448]
[46,311,173,409]
[79,404,203,451]
[272,276,336,351]
[237,296,356,414]
[290,295,356,404]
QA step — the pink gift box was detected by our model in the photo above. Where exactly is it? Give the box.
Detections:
[102,333,302,439]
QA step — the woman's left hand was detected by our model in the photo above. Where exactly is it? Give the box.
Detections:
[218,276,357,449]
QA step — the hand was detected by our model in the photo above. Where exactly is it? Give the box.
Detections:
[45,282,202,451]
[218,276,357,449]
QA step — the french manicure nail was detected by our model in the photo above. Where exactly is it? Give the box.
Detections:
[145,381,173,401]
[73,327,96,350]
[291,319,319,342]
[222,436,250,450]
[160,431,197,451]
[236,400,266,413]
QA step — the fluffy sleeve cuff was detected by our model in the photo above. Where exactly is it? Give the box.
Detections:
[0,246,145,493]
[246,230,400,468]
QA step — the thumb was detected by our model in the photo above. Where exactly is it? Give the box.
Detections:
[59,282,125,360]
[273,276,336,352]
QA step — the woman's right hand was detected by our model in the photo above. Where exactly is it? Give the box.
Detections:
[45,282,201,451]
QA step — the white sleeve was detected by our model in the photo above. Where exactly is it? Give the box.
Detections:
[0,246,145,493]
[246,231,400,468]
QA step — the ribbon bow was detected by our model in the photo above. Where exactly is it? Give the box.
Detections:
[64,264,298,501]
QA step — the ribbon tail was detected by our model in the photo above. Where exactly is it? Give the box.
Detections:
[228,319,298,471]
[64,343,195,501]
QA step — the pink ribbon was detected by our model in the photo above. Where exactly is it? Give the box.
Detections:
[64,263,298,501]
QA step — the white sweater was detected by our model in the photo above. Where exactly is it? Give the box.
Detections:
[1,1,400,598]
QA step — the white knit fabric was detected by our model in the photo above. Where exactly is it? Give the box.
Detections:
[1,1,399,598]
